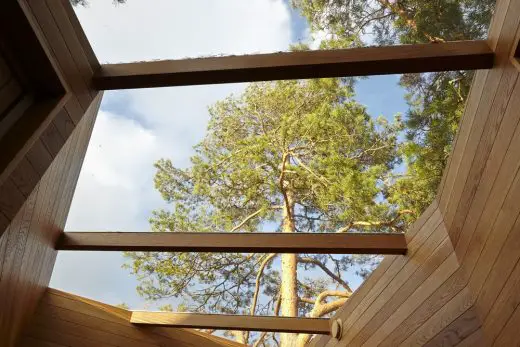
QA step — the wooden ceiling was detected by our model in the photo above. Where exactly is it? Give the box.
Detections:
[2,0,520,346]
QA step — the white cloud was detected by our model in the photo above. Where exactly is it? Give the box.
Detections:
[75,0,292,62]
[64,110,163,231]
[50,0,294,306]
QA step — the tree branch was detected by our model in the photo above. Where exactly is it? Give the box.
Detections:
[299,297,315,305]
[297,295,349,346]
[279,152,292,221]
[297,257,353,293]
[313,298,348,317]
[315,290,351,305]
[336,209,415,233]
[290,151,331,187]
[229,208,265,232]
[250,253,278,315]
[253,293,282,347]
[376,0,445,42]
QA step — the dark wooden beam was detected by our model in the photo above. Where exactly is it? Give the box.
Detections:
[130,311,330,334]
[57,232,407,254]
[93,40,494,90]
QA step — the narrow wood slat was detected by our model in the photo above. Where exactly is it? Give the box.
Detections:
[0,78,22,116]
[493,300,520,346]
[423,307,480,347]
[0,0,64,95]
[454,329,486,347]
[334,209,443,344]
[94,40,494,90]
[341,220,448,346]
[0,54,10,88]
[0,95,68,187]
[331,201,438,322]
[367,252,461,347]
[58,232,407,254]
[26,0,92,109]
[130,311,330,334]
[482,248,520,343]
[349,236,454,346]
[0,94,34,141]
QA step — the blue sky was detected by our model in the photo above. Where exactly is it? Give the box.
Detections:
[50,0,408,310]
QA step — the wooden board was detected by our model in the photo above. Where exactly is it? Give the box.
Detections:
[315,0,520,345]
[131,311,330,334]
[0,0,100,235]
[58,232,408,254]
[94,40,494,89]
[0,94,101,347]
[0,0,63,96]
[4,0,520,346]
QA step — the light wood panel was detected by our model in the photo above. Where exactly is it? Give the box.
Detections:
[315,0,520,345]
[131,311,330,334]
[0,94,101,347]
[58,232,407,255]
[94,40,494,89]
[0,0,99,235]
[18,289,243,347]
[4,0,520,346]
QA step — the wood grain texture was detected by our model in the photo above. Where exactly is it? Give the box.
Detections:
[94,40,494,89]
[58,232,408,254]
[131,311,330,334]
[5,0,520,346]
[0,78,22,118]
[0,0,63,96]
[18,289,244,347]
[0,0,100,235]
[315,0,520,345]
[0,94,101,347]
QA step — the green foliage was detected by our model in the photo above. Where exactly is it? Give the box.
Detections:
[125,79,402,321]
[115,303,129,309]
[158,304,174,312]
[291,0,495,213]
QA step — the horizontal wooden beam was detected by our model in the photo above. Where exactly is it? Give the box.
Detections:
[93,40,493,90]
[57,232,407,254]
[130,311,330,334]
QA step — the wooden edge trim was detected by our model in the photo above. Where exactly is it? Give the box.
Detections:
[130,311,330,334]
[57,232,408,255]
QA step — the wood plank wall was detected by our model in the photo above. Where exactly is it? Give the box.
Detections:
[18,289,243,347]
[0,52,26,136]
[313,0,520,346]
[0,94,101,346]
[0,0,99,235]
[0,1,104,346]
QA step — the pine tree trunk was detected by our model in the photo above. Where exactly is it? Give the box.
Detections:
[280,189,298,347]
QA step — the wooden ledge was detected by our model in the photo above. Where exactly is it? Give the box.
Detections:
[58,231,408,254]
[130,311,330,334]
